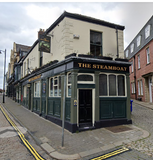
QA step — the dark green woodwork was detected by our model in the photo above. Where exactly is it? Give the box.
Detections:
[100,97,126,119]
[33,98,40,113]
[48,98,61,118]
[95,71,100,121]
[70,70,78,124]
[41,79,47,117]
[23,97,28,108]
[77,84,95,88]
[65,98,71,121]
[126,73,131,120]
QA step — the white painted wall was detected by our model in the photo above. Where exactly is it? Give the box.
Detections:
[23,16,124,78]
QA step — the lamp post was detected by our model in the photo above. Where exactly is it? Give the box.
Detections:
[0,49,6,103]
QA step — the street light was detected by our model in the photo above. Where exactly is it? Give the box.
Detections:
[0,49,6,103]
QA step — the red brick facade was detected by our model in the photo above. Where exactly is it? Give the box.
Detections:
[129,39,153,102]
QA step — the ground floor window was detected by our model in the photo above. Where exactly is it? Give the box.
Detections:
[67,72,71,97]
[34,81,40,97]
[131,82,135,94]
[138,80,143,95]
[99,73,126,96]
[23,85,27,98]
[49,76,61,97]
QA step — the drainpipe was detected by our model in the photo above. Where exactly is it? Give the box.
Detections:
[134,56,137,100]
[116,26,119,58]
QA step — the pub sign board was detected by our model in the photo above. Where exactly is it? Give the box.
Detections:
[74,62,129,73]
[39,35,50,53]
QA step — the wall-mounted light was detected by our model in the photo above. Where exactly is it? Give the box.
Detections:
[73,34,80,39]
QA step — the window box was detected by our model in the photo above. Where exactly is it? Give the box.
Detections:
[65,53,76,59]
[98,56,113,60]
[78,54,94,58]
[115,58,128,62]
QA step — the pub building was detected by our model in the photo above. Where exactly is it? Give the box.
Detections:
[12,11,132,133]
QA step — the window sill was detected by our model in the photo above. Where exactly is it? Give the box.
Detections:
[138,68,141,70]
[146,62,150,66]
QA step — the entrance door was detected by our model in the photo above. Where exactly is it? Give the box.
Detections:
[79,89,92,126]
[149,77,152,103]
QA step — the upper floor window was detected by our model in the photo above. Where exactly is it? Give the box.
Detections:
[138,55,140,69]
[145,25,151,39]
[90,31,102,57]
[130,43,134,53]
[131,60,134,73]
[125,50,129,58]
[27,58,29,74]
[40,51,43,67]
[137,35,141,47]
[146,47,150,64]
[24,62,26,76]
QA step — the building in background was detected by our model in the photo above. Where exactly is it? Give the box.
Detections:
[7,11,132,133]
[7,42,31,99]
[124,15,153,103]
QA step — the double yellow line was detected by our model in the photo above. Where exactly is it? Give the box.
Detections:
[0,105,45,160]
[91,147,129,160]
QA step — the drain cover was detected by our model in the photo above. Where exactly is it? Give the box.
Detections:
[105,125,132,133]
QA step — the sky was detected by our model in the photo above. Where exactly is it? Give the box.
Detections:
[0,2,153,89]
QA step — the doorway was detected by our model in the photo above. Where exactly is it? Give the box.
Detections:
[79,89,92,127]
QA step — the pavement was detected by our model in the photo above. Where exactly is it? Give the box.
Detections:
[0,96,151,160]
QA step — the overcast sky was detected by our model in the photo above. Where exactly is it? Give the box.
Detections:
[0,2,153,89]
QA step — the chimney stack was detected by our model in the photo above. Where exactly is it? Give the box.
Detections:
[38,28,45,39]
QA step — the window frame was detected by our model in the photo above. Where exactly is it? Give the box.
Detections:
[90,30,102,57]
[49,75,61,97]
[131,82,135,94]
[24,62,26,76]
[77,73,94,84]
[145,25,151,39]
[130,43,134,53]
[138,79,143,96]
[67,72,72,97]
[146,47,150,64]
[99,73,126,97]
[34,81,41,97]
[125,50,129,58]
[137,35,141,47]
[131,60,134,73]
[138,54,140,69]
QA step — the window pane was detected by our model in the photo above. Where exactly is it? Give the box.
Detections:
[50,78,53,96]
[54,77,58,85]
[90,31,102,56]
[68,73,71,84]
[118,75,125,96]
[59,76,61,96]
[68,85,71,96]
[78,75,93,81]
[109,75,116,96]
[54,86,58,96]
[99,74,107,96]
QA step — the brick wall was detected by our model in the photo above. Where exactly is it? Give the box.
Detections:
[129,39,153,102]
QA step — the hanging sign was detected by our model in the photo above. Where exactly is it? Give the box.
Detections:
[39,35,50,53]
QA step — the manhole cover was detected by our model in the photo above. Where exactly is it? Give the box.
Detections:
[105,125,132,133]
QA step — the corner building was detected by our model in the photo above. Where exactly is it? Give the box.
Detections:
[124,15,153,103]
[12,11,132,133]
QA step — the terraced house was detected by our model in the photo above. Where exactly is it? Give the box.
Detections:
[124,15,153,103]
[9,11,132,133]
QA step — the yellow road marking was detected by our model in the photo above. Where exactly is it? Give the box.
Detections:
[91,147,129,160]
[0,105,45,160]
